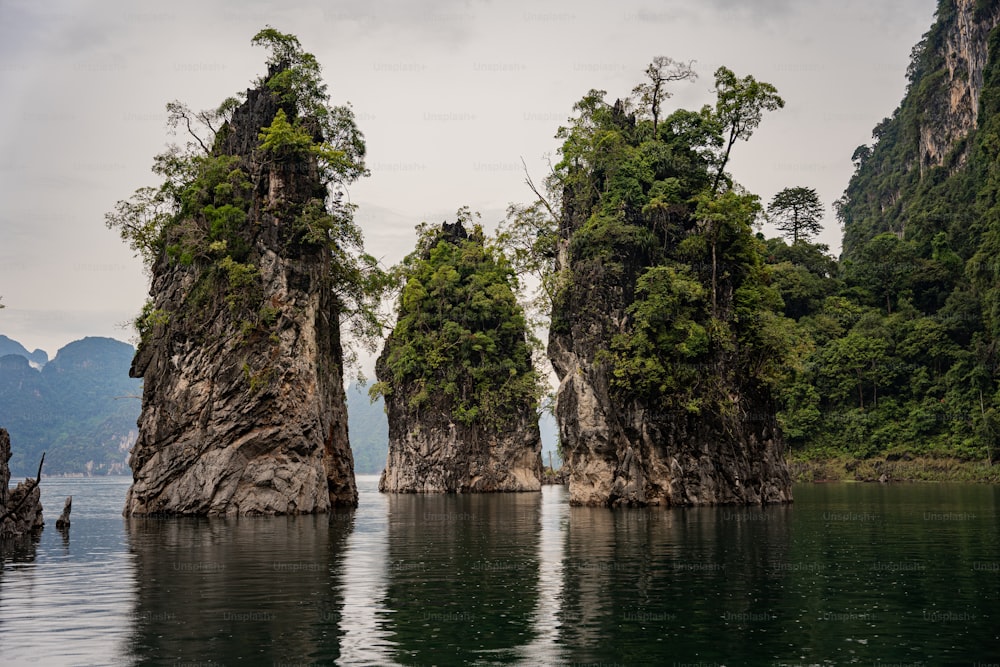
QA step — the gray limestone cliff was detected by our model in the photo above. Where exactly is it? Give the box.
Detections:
[376,222,543,493]
[918,0,1000,171]
[124,72,357,516]
[377,399,543,493]
[548,242,791,507]
[840,0,1000,259]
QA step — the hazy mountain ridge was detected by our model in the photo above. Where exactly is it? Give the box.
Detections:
[0,334,48,367]
[0,335,140,476]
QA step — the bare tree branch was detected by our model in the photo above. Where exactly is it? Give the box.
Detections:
[521,157,557,221]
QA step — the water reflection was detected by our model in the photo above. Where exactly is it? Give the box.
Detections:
[558,502,793,664]
[0,532,39,566]
[5,479,998,664]
[517,485,569,664]
[337,477,394,664]
[381,490,542,664]
[124,511,355,664]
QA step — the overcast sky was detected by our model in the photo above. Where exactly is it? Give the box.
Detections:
[0,0,938,364]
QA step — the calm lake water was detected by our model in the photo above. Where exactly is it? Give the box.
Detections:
[1,476,998,666]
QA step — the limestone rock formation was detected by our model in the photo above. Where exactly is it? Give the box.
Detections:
[377,221,543,493]
[550,254,792,507]
[124,59,358,515]
[0,428,44,538]
[917,0,1000,171]
[547,94,792,508]
[839,0,1000,258]
[378,404,543,493]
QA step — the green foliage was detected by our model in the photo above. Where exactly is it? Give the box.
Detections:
[217,256,261,313]
[767,186,824,244]
[134,300,170,342]
[252,26,367,187]
[105,185,174,269]
[710,66,785,192]
[106,28,386,366]
[252,27,326,116]
[377,217,541,427]
[258,108,313,156]
[607,264,709,408]
[842,232,917,314]
[546,59,789,422]
[242,361,275,396]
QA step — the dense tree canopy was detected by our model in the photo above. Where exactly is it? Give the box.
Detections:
[519,58,790,420]
[757,1,1000,466]
[373,211,542,427]
[509,36,998,469]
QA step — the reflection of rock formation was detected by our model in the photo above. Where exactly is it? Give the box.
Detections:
[124,513,353,663]
[558,504,792,664]
[382,492,541,663]
[1,427,43,544]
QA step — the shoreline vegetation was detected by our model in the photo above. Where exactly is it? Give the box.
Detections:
[788,452,1000,484]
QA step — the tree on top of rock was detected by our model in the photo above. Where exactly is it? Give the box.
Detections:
[373,208,542,428]
[105,27,385,364]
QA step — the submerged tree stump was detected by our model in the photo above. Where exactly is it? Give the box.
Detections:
[0,428,44,538]
[56,496,72,529]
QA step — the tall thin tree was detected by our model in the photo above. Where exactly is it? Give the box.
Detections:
[768,186,824,244]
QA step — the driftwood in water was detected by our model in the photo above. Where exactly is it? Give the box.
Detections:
[1,428,44,538]
[56,496,72,529]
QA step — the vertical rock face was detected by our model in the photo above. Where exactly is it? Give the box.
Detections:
[918,0,1000,170]
[549,242,791,507]
[377,222,543,493]
[920,0,1000,169]
[377,401,543,493]
[124,80,357,516]
[839,0,1000,260]
[1,428,44,537]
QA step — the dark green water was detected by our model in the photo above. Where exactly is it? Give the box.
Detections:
[1,476,998,665]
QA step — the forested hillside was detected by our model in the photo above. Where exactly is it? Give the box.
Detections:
[769,0,1000,474]
[0,337,140,476]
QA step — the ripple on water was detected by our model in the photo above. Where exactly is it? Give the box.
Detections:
[1,478,998,664]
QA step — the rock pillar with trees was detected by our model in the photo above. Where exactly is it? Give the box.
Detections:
[539,60,793,506]
[373,215,544,493]
[109,29,382,515]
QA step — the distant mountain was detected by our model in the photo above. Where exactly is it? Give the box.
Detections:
[0,334,48,367]
[0,336,140,476]
[346,382,388,475]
